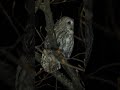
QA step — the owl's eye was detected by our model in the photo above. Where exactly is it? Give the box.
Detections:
[67,21,71,25]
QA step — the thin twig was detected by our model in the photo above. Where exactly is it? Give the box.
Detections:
[0,2,20,38]
[72,52,85,58]
[88,63,120,76]
[35,27,44,41]
[88,76,117,88]
[69,58,84,63]
[35,73,51,86]
[74,35,84,42]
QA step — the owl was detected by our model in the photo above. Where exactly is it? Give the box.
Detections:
[54,16,74,58]
[41,16,74,73]
[41,49,61,73]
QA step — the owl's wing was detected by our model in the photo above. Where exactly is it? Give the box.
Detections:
[41,49,61,73]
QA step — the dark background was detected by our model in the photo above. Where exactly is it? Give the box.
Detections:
[0,0,120,90]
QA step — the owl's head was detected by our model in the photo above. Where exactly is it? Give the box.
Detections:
[55,16,74,34]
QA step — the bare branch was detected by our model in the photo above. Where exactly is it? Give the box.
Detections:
[52,71,74,90]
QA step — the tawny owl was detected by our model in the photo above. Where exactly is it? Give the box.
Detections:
[41,16,74,73]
